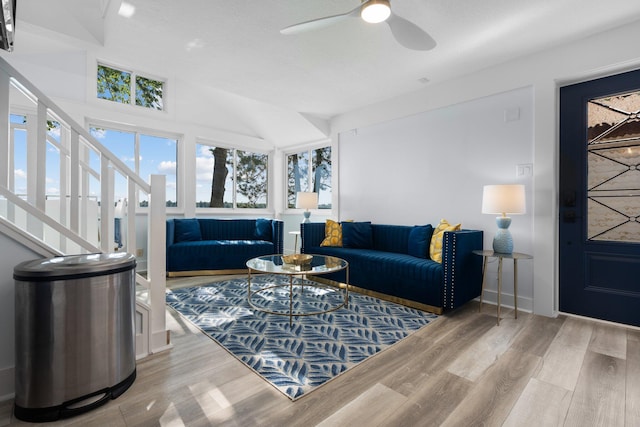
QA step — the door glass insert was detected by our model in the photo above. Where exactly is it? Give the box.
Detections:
[588,91,640,242]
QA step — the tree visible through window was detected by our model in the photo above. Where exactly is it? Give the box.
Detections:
[135,75,163,109]
[97,64,164,111]
[196,144,268,209]
[287,146,331,209]
[237,149,268,208]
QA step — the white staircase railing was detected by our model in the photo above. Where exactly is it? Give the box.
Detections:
[0,56,169,358]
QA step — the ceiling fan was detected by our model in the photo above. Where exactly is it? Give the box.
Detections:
[280,0,436,51]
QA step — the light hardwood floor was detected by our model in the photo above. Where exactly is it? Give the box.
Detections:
[2,275,639,426]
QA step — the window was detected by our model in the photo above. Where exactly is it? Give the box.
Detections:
[195,143,268,209]
[287,146,331,209]
[9,115,63,199]
[89,126,178,207]
[45,120,62,198]
[10,114,27,195]
[97,64,164,110]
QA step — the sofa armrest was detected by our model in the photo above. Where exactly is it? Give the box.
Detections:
[442,229,483,311]
[166,219,175,247]
[300,222,326,253]
[271,219,284,254]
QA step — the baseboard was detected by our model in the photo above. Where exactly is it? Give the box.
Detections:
[478,289,533,313]
[0,365,15,402]
[150,330,173,354]
[135,351,150,360]
[560,311,640,331]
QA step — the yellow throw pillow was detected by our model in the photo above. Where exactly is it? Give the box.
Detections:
[320,219,343,247]
[429,219,461,263]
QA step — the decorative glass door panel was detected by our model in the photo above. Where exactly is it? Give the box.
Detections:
[587,91,640,242]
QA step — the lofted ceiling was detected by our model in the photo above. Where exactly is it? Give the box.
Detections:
[10,0,640,146]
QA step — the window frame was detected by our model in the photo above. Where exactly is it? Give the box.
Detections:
[95,61,167,112]
[195,139,273,213]
[9,112,27,197]
[86,118,182,212]
[284,141,333,213]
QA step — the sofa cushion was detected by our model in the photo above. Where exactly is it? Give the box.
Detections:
[174,218,202,242]
[255,218,272,241]
[321,219,343,247]
[342,221,373,249]
[199,219,257,240]
[408,225,433,258]
[167,240,275,271]
[371,224,411,254]
[430,219,461,263]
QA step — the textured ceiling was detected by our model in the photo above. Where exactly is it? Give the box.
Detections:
[11,0,640,145]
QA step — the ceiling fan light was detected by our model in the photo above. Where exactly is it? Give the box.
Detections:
[361,0,391,24]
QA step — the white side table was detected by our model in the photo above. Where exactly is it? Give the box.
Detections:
[289,230,301,254]
[473,250,533,326]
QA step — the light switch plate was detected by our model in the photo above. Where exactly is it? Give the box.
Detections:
[516,163,533,177]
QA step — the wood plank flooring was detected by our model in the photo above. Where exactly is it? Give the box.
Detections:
[2,274,639,426]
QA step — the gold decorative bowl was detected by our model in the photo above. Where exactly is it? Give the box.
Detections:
[281,254,313,265]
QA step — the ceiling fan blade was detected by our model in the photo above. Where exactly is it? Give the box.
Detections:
[386,13,436,51]
[280,4,362,35]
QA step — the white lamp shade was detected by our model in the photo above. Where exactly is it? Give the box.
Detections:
[296,192,318,210]
[482,185,526,215]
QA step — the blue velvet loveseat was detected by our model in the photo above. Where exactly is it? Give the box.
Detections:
[301,222,483,314]
[166,218,283,276]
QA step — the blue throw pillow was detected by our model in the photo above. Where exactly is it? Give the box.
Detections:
[408,225,434,258]
[174,219,202,242]
[255,218,272,241]
[342,221,373,249]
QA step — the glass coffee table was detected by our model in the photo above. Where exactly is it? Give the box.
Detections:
[246,254,349,326]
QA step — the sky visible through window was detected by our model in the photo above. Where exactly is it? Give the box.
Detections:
[10,114,177,206]
[91,127,177,205]
[11,119,69,198]
[11,114,28,195]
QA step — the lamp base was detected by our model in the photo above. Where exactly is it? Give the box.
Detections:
[302,211,311,223]
[493,216,513,254]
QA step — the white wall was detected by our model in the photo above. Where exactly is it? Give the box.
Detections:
[0,232,42,400]
[338,87,534,309]
[331,18,640,317]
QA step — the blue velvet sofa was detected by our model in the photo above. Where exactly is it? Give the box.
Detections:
[301,222,483,314]
[166,218,284,276]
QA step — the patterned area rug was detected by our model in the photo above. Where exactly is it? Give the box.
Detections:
[166,274,438,400]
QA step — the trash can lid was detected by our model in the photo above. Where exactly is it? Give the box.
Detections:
[14,252,136,280]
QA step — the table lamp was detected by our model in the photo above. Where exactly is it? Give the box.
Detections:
[296,191,318,223]
[482,184,525,254]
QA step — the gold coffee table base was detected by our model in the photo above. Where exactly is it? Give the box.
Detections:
[246,254,349,327]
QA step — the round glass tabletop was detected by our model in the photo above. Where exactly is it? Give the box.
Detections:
[246,254,348,275]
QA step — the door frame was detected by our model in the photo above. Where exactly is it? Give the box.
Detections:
[558,67,640,326]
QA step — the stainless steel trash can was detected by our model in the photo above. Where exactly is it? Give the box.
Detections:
[13,252,137,422]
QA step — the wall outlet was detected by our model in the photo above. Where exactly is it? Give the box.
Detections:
[136,248,144,257]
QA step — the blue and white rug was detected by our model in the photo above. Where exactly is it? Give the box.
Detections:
[166,274,438,400]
